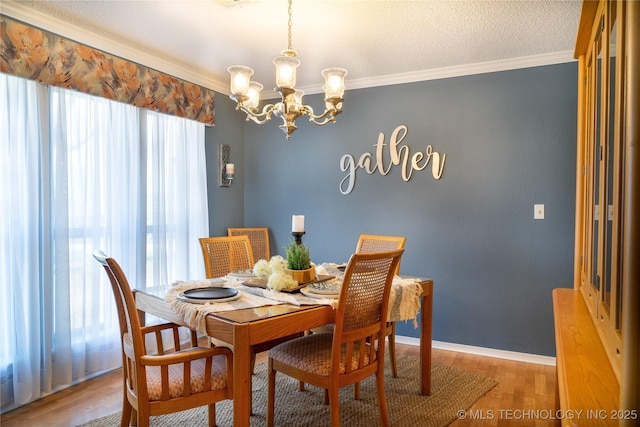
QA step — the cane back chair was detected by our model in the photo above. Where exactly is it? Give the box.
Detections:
[355,234,406,378]
[199,235,255,279]
[355,234,406,275]
[267,249,404,427]
[198,235,302,412]
[227,227,271,262]
[93,250,233,427]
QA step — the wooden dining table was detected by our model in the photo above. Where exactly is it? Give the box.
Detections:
[134,276,433,426]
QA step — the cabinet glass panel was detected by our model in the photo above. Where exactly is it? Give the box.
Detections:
[591,30,603,292]
[583,57,593,287]
[604,12,616,310]
[614,2,626,331]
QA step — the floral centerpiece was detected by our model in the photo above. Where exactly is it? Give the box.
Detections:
[253,255,298,291]
[252,241,316,291]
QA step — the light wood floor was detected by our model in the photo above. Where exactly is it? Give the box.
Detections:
[1,343,557,427]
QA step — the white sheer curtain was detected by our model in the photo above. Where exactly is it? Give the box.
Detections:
[48,86,139,387]
[0,74,209,412]
[144,111,209,286]
[0,73,48,408]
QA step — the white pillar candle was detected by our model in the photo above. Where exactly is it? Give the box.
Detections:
[292,215,304,232]
[225,163,234,174]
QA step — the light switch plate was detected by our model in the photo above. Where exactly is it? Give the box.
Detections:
[534,204,545,220]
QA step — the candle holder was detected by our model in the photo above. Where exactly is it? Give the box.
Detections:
[223,165,235,181]
[218,144,234,187]
[291,231,305,245]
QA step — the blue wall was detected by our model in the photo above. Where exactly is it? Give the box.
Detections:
[205,95,246,236]
[207,62,577,357]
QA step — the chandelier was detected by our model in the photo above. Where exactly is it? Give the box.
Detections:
[227,0,347,140]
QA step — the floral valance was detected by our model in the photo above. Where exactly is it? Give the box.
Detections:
[0,15,214,125]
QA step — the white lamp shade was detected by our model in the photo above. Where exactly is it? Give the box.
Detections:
[228,65,254,96]
[273,55,300,89]
[246,82,263,109]
[321,68,347,98]
[293,89,304,105]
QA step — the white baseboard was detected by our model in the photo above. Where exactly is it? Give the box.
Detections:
[395,335,556,367]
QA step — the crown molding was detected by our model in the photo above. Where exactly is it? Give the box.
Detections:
[292,50,577,98]
[346,51,577,91]
[264,51,576,99]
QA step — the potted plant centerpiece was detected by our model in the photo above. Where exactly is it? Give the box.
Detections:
[284,240,316,284]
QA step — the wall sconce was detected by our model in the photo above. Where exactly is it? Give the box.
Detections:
[218,144,235,187]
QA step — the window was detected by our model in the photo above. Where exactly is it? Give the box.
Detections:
[0,74,209,411]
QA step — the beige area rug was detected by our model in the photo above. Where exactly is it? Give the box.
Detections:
[79,356,497,427]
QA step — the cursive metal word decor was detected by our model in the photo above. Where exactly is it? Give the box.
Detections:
[339,125,446,195]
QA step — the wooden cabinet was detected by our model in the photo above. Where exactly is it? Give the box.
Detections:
[573,0,639,418]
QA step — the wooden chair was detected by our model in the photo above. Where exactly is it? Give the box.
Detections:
[227,227,271,262]
[355,234,406,276]
[199,236,256,361]
[199,235,255,278]
[267,249,404,427]
[355,233,406,378]
[198,235,302,412]
[93,250,233,427]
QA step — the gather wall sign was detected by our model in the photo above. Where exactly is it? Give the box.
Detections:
[339,125,447,195]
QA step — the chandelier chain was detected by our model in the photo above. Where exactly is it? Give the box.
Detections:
[287,0,293,50]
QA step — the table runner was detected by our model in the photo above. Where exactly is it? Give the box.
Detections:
[316,263,423,327]
[166,265,423,334]
[166,278,283,334]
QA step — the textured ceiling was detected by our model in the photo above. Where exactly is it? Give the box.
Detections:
[3,0,582,96]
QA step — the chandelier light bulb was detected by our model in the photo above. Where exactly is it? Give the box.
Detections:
[293,89,304,105]
[246,82,263,109]
[273,54,300,89]
[322,68,347,99]
[228,65,254,97]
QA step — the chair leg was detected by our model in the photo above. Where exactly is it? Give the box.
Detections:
[207,403,216,427]
[250,350,258,414]
[328,386,341,426]
[354,382,360,400]
[120,396,132,427]
[388,322,398,378]
[267,359,276,427]
[249,368,254,415]
[376,371,390,427]
[136,407,150,427]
